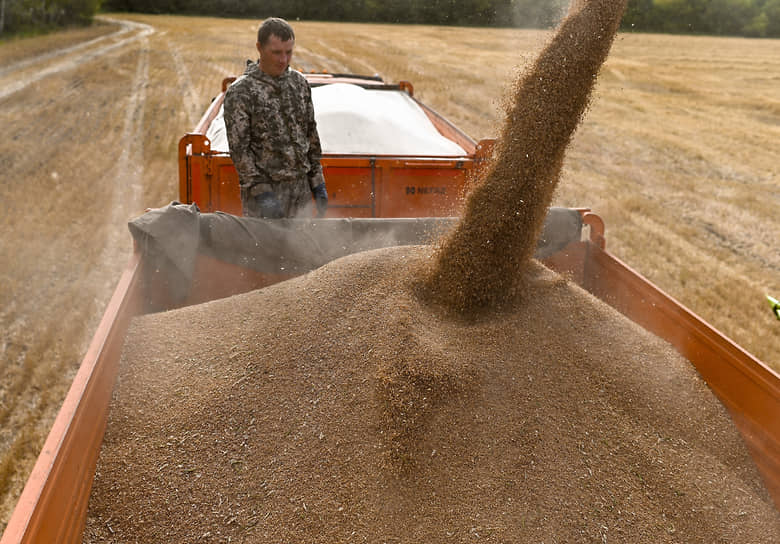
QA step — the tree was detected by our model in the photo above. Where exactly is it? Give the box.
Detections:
[761,0,780,35]
[70,0,780,38]
[704,0,757,35]
[0,0,103,35]
[622,0,657,31]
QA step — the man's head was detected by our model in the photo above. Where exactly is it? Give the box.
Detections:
[256,17,295,77]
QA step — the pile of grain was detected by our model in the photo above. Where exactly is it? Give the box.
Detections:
[83,1,780,541]
[84,247,779,542]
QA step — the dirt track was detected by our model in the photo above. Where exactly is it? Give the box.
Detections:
[1,13,779,531]
[0,16,173,525]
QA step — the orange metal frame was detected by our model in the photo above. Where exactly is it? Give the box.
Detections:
[179,143,487,218]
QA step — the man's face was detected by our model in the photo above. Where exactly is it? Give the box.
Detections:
[257,34,294,77]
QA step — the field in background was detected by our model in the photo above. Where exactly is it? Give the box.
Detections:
[1,12,778,529]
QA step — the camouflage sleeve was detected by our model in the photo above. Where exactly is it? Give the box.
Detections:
[224,83,262,188]
[305,84,325,190]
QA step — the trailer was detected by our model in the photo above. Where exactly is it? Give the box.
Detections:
[2,74,779,544]
[178,73,496,219]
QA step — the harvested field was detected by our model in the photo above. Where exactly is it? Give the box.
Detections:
[83,247,780,543]
[1,7,780,532]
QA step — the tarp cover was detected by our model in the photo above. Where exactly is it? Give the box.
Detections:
[206,83,467,156]
[128,203,581,303]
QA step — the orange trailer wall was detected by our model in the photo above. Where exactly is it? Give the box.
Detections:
[179,135,480,218]
[177,75,493,218]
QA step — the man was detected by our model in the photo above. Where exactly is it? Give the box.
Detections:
[224,17,328,218]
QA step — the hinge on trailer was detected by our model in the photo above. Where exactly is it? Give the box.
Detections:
[370,157,377,217]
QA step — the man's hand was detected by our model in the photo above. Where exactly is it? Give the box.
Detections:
[258,191,284,219]
[312,183,328,218]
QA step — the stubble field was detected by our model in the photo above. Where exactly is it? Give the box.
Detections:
[1,12,779,530]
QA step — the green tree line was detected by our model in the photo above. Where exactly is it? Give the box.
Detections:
[3,0,780,38]
[0,0,101,35]
[100,0,565,27]
[623,0,780,36]
[102,0,780,37]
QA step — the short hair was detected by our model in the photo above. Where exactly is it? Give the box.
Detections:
[257,17,295,46]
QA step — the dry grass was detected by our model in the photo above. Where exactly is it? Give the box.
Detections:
[0,12,779,531]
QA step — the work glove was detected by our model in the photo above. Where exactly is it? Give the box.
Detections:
[257,191,284,219]
[312,183,328,218]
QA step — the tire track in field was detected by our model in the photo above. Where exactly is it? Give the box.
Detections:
[311,41,381,76]
[0,18,154,102]
[166,38,202,126]
[294,44,351,73]
[0,20,133,78]
[1,20,153,528]
[99,30,150,266]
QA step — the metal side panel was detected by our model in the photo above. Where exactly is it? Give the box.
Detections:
[0,252,144,544]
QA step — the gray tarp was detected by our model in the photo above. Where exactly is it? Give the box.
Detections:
[128,202,582,302]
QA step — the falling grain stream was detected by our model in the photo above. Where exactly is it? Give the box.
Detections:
[421,0,627,315]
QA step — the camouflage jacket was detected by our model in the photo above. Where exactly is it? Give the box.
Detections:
[223,62,325,197]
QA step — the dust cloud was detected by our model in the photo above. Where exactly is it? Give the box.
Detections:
[501,0,569,29]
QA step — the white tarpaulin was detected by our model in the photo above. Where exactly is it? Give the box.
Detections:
[206,82,467,156]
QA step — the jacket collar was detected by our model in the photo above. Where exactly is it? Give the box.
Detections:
[245,59,290,84]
